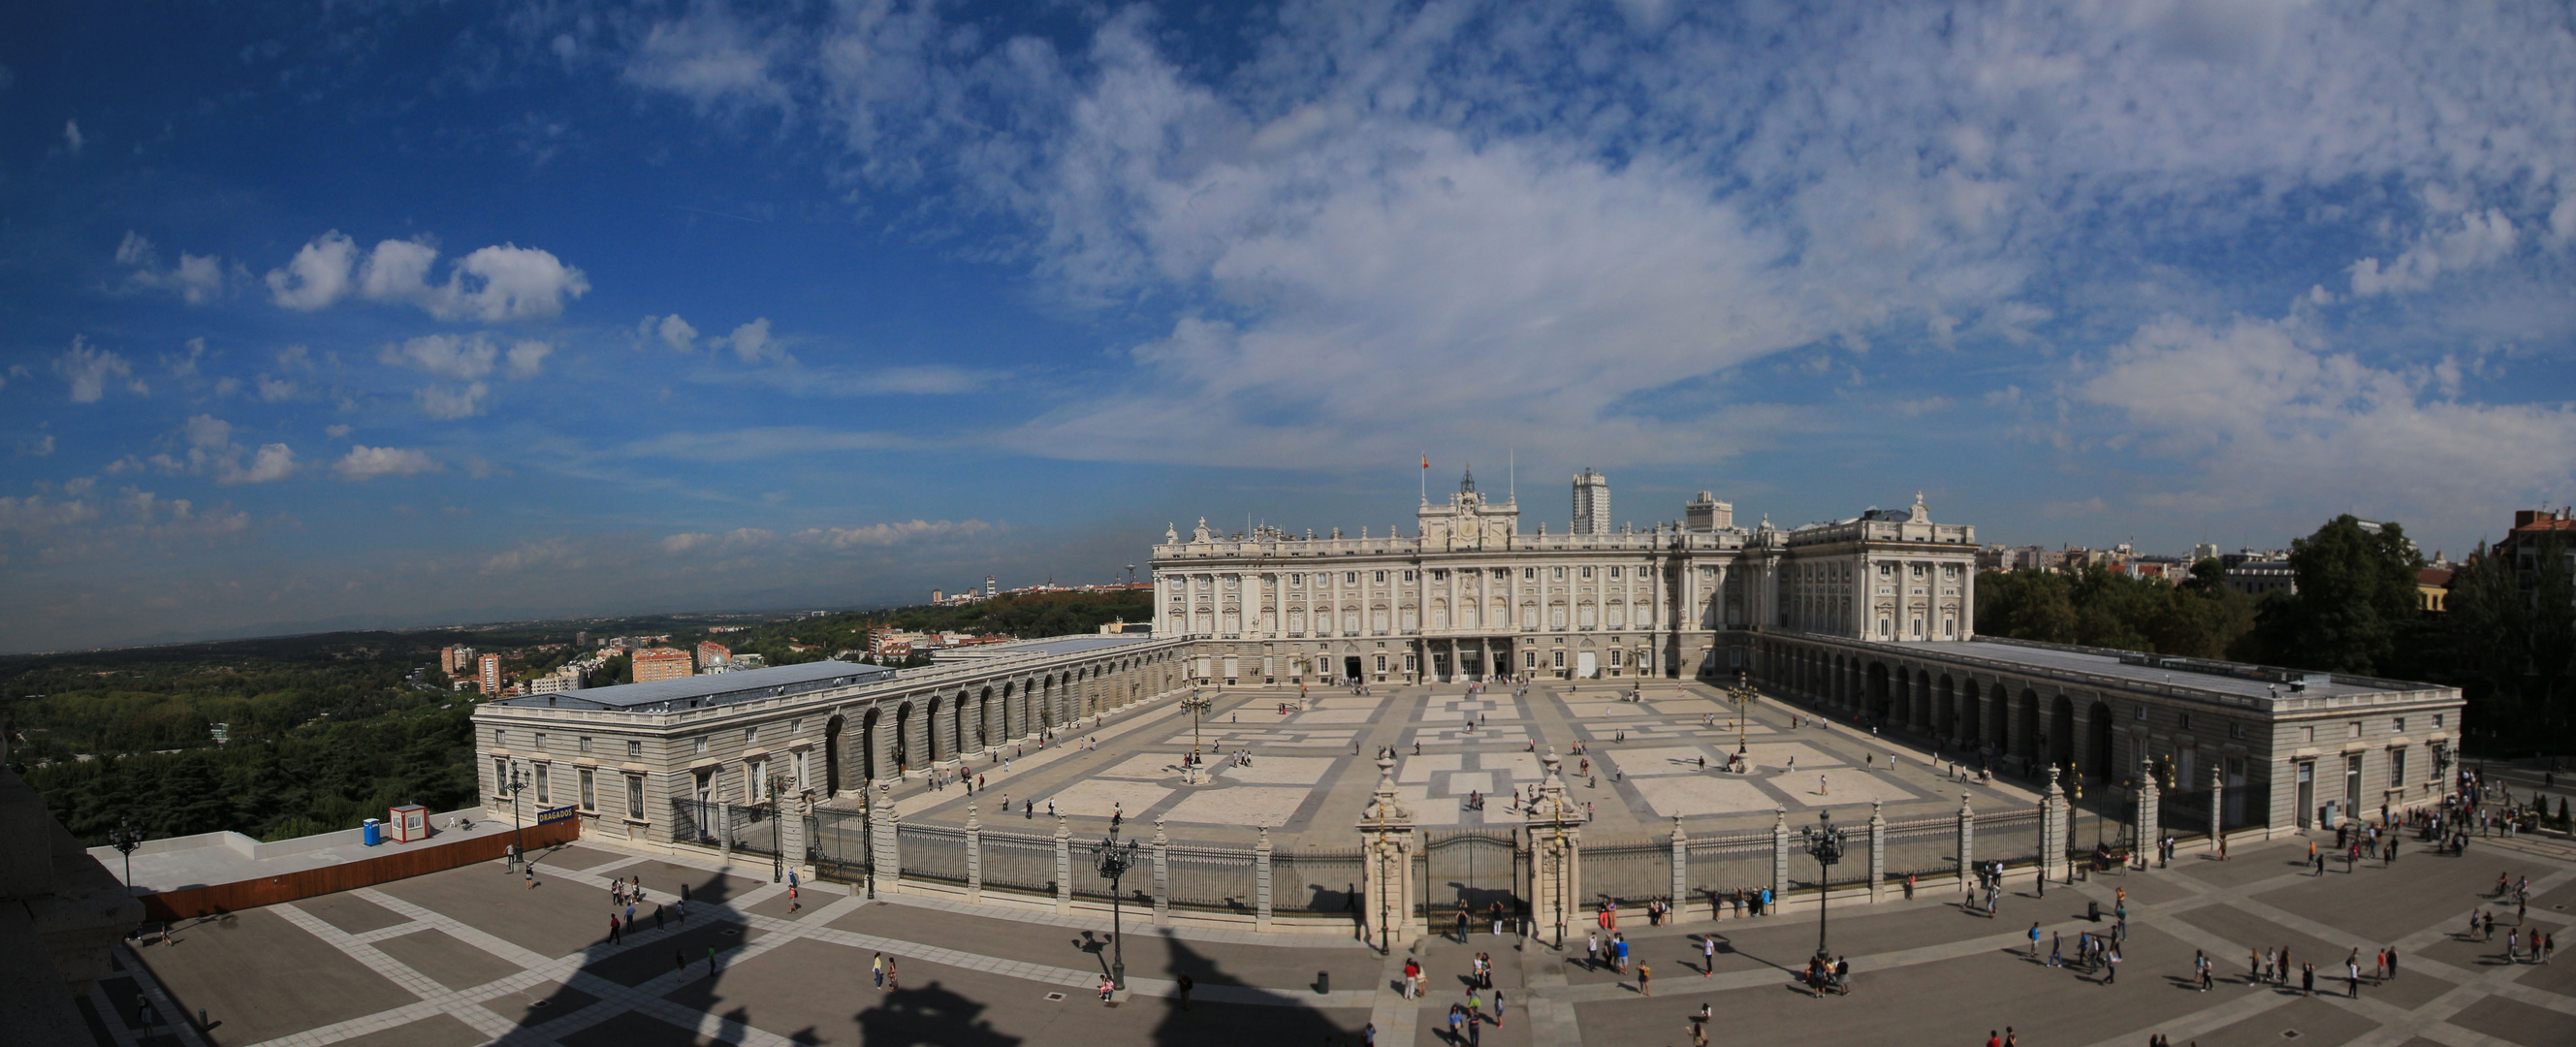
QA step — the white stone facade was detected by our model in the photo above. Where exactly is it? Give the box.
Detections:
[1150,473,1980,684]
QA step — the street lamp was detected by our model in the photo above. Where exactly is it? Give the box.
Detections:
[1801,809,1847,969]
[500,764,528,867]
[1728,671,1757,766]
[1092,809,1141,991]
[1180,691,1214,763]
[108,817,144,889]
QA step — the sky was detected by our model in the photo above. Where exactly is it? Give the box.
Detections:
[3,0,2574,653]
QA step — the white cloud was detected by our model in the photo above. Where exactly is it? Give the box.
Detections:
[661,527,776,555]
[53,336,138,403]
[416,383,491,420]
[63,118,82,153]
[620,426,908,462]
[643,314,698,351]
[116,232,226,304]
[504,339,553,378]
[257,376,299,402]
[723,318,789,365]
[16,434,55,458]
[325,424,352,439]
[268,234,590,321]
[2074,315,2576,532]
[621,5,791,115]
[174,414,296,484]
[264,230,360,310]
[379,333,498,380]
[795,519,996,549]
[2349,208,2521,297]
[334,445,440,480]
[235,443,297,484]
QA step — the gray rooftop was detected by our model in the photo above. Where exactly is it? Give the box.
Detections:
[929,632,1160,660]
[493,659,896,712]
[1880,638,2439,703]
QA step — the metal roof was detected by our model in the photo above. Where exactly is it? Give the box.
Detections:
[929,632,1159,660]
[493,658,895,712]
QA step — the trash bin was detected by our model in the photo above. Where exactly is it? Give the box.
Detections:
[1316,970,1329,994]
[2086,900,2100,922]
[362,818,382,846]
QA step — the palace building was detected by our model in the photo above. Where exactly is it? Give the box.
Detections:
[1149,468,1979,684]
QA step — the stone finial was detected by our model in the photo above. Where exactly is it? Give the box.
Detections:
[2044,764,2062,798]
[1055,811,1069,836]
[1774,806,1787,829]
[1153,815,1168,846]
[966,802,979,831]
[1257,825,1271,848]
[1870,798,1885,823]
[1961,791,1974,816]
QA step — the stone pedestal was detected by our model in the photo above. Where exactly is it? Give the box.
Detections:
[1668,815,1689,922]
[871,785,901,896]
[2041,766,2068,882]
[965,803,983,902]
[1255,827,1274,932]
[1524,750,1583,946]
[1357,755,1418,951]
[1053,813,1072,914]
[1769,808,1790,907]
[2209,768,2226,855]
[1151,817,1171,928]
[1956,792,1976,890]
[2136,767,2160,871]
[1867,801,1888,903]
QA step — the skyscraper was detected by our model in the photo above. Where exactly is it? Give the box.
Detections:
[1572,468,1609,535]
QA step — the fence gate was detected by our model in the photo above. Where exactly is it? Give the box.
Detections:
[1417,829,1523,934]
[806,808,871,885]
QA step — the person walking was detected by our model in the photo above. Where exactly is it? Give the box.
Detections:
[1704,934,1718,976]
[1176,972,1193,1010]
[2050,931,2063,968]
[2105,944,2119,985]
[2346,952,2361,997]
[608,913,621,945]
[1614,933,1630,974]
[1586,931,1600,970]
[1638,963,1652,996]
[873,953,885,990]
[2031,923,2043,958]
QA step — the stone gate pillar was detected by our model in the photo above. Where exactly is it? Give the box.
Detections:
[1868,800,1888,903]
[1053,812,1072,914]
[2209,767,2225,856]
[1151,816,1171,928]
[2041,766,2067,882]
[965,802,983,902]
[2136,763,2160,872]
[871,783,902,896]
[1769,807,1790,911]
[1669,814,1690,923]
[1956,791,1976,893]
[1523,750,1582,947]
[1256,827,1275,932]
[782,792,810,879]
[1357,754,1418,951]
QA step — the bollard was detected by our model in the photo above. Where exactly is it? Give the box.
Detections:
[2087,900,2101,922]
[1317,969,1330,994]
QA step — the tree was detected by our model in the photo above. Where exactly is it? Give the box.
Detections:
[2246,516,2422,676]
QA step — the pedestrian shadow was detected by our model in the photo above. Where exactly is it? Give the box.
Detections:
[853,980,1020,1046]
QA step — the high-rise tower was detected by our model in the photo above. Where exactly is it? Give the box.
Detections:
[1572,468,1609,535]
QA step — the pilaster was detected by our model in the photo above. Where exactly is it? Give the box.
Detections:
[1769,807,1790,908]
[1255,826,1274,932]
[2041,766,2067,882]
[1956,791,1976,890]
[1150,816,1171,927]
[2136,764,2160,871]
[965,802,983,902]
[1357,754,1419,951]
[1053,812,1072,914]
[871,783,901,896]
[1668,814,1689,923]
[1868,800,1888,903]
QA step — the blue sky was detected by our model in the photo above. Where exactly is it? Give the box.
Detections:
[4,1,2574,652]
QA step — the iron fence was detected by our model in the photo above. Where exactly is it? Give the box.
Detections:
[1578,836,1670,907]
[1166,843,1257,913]
[807,808,870,884]
[1273,847,1362,914]
[1683,832,1772,914]
[898,823,969,884]
[725,804,779,857]
[1882,816,1956,882]
[1982,809,2044,868]
[979,830,1059,896]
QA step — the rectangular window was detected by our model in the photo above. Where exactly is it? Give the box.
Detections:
[746,725,758,746]
[534,764,551,805]
[2228,722,2245,741]
[2393,717,2405,732]
[1581,566,1594,579]
[2433,714,2443,727]
[2134,705,2147,721]
[579,736,593,753]
[1374,570,1387,583]
[626,776,645,819]
[1404,570,1416,582]
[2302,725,2314,744]
[1553,566,1566,580]
[1403,653,1416,671]
[747,760,766,803]
[2390,747,2406,787]
[628,739,644,758]
[694,736,710,755]
[1374,654,1387,672]
[493,757,508,793]
[1552,650,1566,668]
[2178,713,2192,731]
[494,728,506,746]
[1608,566,1622,579]
[1525,568,1536,580]
[795,751,809,789]
[1346,572,1357,584]
[2349,722,2362,739]
[1524,651,1537,668]
[1608,649,1623,667]
[1493,568,1508,579]
[580,768,596,810]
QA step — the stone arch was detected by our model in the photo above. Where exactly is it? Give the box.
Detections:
[1960,679,1982,747]
[2018,689,2041,762]
[893,701,914,773]
[2048,693,2074,771]
[2085,701,2114,781]
[1867,662,1892,721]
[1936,675,1956,740]
[977,685,995,749]
[861,707,883,784]
[824,714,845,796]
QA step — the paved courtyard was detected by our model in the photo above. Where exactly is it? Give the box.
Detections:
[861,680,2042,848]
[89,780,2576,1046]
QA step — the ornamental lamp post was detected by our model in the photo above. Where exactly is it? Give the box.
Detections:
[1729,671,1758,765]
[1801,809,1847,968]
[1092,809,1141,991]
[108,817,144,889]
[501,764,529,867]
[1180,691,1214,763]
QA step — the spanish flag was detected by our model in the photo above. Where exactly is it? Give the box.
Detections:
[1421,454,1429,469]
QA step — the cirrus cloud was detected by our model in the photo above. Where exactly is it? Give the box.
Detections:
[334,444,441,481]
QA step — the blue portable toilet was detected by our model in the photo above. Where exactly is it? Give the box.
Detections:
[362,818,382,845]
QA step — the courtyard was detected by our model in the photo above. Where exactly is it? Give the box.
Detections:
[80,680,2576,1047]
